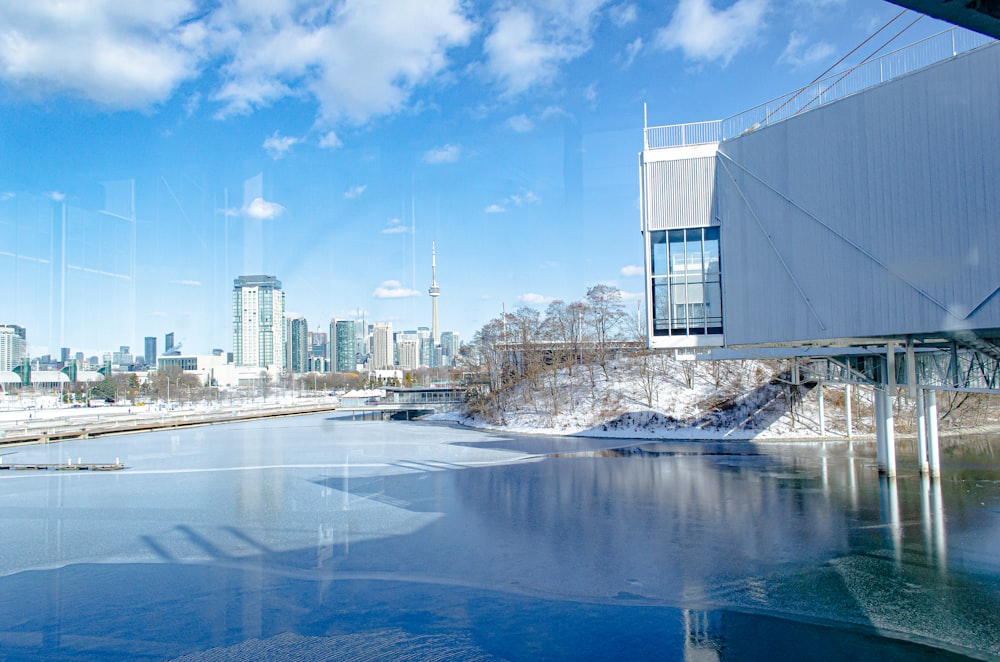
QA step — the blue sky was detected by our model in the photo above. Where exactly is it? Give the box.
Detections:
[0,0,961,358]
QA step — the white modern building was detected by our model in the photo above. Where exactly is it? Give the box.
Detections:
[397,334,420,372]
[371,322,393,370]
[232,275,285,370]
[0,325,27,372]
[640,29,1000,351]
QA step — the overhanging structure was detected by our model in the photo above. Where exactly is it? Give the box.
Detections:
[639,28,1000,474]
[641,28,999,353]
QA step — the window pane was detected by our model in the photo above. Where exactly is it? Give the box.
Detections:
[651,231,668,275]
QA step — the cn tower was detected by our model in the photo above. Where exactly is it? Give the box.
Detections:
[429,242,440,344]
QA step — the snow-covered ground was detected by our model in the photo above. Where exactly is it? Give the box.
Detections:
[0,392,339,439]
[432,356,875,441]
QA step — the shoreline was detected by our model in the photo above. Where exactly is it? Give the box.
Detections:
[0,398,339,448]
[2,401,996,450]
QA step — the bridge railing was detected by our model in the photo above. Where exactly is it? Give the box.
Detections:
[645,27,996,149]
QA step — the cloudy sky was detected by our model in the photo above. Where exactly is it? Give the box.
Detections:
[0,0,964,357]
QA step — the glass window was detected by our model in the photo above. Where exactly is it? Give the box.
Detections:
[651,226,723,337]
[651,231,668,275]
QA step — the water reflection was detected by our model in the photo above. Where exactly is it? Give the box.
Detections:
[0,419,997,660]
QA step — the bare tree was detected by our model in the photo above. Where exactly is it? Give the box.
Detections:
[585,284,627,377]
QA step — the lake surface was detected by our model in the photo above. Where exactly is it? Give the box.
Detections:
[1,415,998,660]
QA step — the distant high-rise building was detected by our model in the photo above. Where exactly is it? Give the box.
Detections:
[165,332,175,354]
[417,327,433,368]
[287,315,309,374]
[429,243,440,344]
[112,345,133,367]
[60,347,70,365]
[233,275,286,369]
[440,331,461,366]
[397,335,420,372]
[331,319,357,373]
[0,325,27,372]
[371,322,393,370]
[144,336,157,369]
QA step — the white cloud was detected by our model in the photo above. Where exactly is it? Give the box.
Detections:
[518,292,554,306]
[263,130,300,159]
[507,114,534,132]
[584,81,598,104]
[0,1,207,108]
[508,191,540,206]
[655,0,769,66]
[623,37,642,67]
[0,1,478,124]
[620,290,644,303]
[487,190,541,213]
[46,191,65,202]
[319,131,342,150]
[778,32,835,70]
[620,265,644,277]
[372,280,421,299]
[344,184,367,200]
[609,3,638,27]
[540,105,572,121]
[244,197,285,219]
[422,144,461,164]
[170,279,203,287]
[0,192,14,201]
[484,2,609,96]
[150,311,168,318]
[211,0,475,124]
[381,218,408,234]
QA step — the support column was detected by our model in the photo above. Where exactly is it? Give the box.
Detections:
[916,388,928,474]
[817,382,825,436]
[884,344,897,478]
[926,390,941,477]
[874,386,886,473]
[883,388,897,478]
[845,383,853,439]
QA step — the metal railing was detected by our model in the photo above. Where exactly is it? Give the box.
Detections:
[645,27,996,149]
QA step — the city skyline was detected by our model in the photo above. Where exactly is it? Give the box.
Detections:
[0,1,964,357]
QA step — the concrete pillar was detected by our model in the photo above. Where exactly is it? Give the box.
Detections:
[926,389,941,478]
[845,383,853,439]
[874,386,886,473]
[883,388,897,478]
[916,388,928,474]
[818,382,825,436]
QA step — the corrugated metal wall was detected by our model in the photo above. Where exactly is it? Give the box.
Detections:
[642,154,718,230]
[717,42,1000,346]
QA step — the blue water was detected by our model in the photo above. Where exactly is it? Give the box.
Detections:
[0,415,998,660]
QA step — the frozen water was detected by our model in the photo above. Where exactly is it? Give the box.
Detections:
[0,415,998,660]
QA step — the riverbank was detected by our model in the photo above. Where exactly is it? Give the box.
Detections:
[0,396,339,447]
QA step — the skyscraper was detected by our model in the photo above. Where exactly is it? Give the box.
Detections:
[332,319,357,373]
[396,334,419,372]
[287,315,308,374]
[440,331,460,366]
[144,336,157,368]
[371,322,393,370]
[429,242,440,345]
[233,275,285,369]
[165,332,175,354]
[0,325,27,372]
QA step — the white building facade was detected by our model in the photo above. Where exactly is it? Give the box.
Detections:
[233,275,285,370]
[371,322,393,370]
[0,325,27,372]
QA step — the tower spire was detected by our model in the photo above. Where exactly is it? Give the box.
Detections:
[429,242,440,344]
